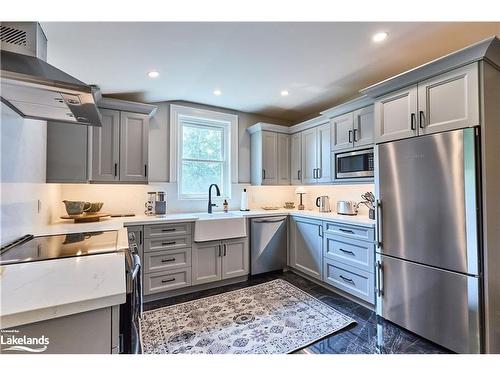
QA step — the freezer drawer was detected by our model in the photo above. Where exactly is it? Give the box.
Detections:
[376,254,481,353]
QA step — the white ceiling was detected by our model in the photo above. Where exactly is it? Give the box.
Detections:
[41,22,500,122]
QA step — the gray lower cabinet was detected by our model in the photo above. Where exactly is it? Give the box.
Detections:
[192,237,249,285]
[92,109,149,183]
[140,222,193,295]
[46,122,89,183]
[4,306,119,354]
[322,220,376,304]
[289,217,323,280]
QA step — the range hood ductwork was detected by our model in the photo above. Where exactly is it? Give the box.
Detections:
[0,22,102,126]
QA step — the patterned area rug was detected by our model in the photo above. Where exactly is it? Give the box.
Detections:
[139,279,355,354]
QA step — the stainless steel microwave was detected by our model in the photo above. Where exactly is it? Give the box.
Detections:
[335,148,374,179]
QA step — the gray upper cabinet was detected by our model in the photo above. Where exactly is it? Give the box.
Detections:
[119,111,149,182]
[331,112,354,151]
[92,109,149,183]
[374,63,479,143]
[277,133,291,184]
[289,216,323,280]
[250,129,290,186]
[417,63,479,135]
[290,132,302,185]
[374,85,418,143]
[300,123,331,184]
[301,127,318,184]
[353,106,375,147]
[46,122,89,183]
[331,106,374,151]
[262,131,278,184]
[92,108,120,182]
[316,123,331,183]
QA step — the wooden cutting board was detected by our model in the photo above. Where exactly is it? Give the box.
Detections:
[60,213,111,223]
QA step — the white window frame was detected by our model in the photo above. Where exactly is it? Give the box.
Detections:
[170,104,238,200]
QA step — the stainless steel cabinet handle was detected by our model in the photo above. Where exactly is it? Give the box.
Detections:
[317,168,322,179]
[161,278,175,283]
[376,261,384,297]
[162,241,176,246]
[339,275,355,284]
[144,164,147,177]
[410,113,416,131]
[318,225,323,237]
[161,258,176,263]
[254,218,287,223]
[419,110,425,129]
[297,170,301,180]
[162,228,176,232]
[218,245,222,257]
[376,199,383,248]
[348,129,352,143]
[223,244,227,256]
[339,248,355,255]
[262,169,266,179]
[353,128,358,143]
[339,228,354,234]
[114,163,118,177]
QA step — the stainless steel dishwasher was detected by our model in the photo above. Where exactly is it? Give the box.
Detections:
[250,216,287,275]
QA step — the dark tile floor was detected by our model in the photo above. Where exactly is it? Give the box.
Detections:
[143,271,452,354]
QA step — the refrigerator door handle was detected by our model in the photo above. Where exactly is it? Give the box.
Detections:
[376,260,384,297]
[376,199,383,248]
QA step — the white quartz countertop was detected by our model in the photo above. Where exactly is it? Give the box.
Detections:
[32,210,374,236]
[0,251,126,329]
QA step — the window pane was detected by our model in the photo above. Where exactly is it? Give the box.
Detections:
[181,123,223,160]
[181,160,222,196]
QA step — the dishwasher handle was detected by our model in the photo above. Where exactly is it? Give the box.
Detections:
[252,218,287,224]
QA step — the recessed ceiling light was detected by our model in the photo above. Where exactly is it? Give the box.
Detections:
[147,70,159,78]
[372,32,388,42]
[213,89,222,96]
[280,90,289,96]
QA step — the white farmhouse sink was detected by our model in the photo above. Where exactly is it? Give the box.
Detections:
[194,212,247,242]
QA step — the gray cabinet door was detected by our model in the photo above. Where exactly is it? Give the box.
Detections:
[289,217,323,280]
[301,127,318,184]
[418,63,479,135]
[119,111,149,182]
[192,240,222,285]
[353,105,375,147]
[374,85,418,143]
[331,112,354,151]
[290,132,302,185]
[316,123,331,183]
[221,237,249,279]
[277,133,291,185]
[92,108,120,182]
[261,131,278,185]
[46,122,89,182]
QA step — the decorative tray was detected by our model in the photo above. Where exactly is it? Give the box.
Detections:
[60,213,111,223]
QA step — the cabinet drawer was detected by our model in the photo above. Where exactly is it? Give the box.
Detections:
[324,221,375,242]
[324,235,374,272]
[144,235,192,252]
[323,260,374,303]
[143,268,191,295]
[143,248,192,274]
[144,222,192,239]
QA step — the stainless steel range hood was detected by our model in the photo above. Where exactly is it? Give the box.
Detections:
[0,22,102,126]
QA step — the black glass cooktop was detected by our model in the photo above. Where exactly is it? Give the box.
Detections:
[0,231,119,265]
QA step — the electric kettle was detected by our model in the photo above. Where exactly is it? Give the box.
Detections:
[315,196,331,212]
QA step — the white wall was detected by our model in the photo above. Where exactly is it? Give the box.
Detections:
[0,104,61,244]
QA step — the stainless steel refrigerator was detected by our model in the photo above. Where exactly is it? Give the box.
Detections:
[375,128,482,354]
